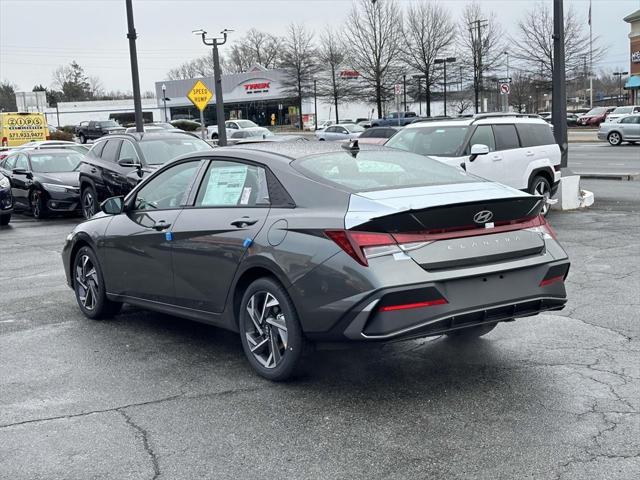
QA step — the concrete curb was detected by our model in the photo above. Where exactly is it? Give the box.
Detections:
[578,172,640,181]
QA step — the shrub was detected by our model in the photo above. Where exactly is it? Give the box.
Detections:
[171,119,201,132]
[59,125,76,134]
[50,130,74,141]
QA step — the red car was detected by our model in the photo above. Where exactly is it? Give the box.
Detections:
[577,107,616,127]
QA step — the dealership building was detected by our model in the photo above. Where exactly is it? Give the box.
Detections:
[624,9,640,104]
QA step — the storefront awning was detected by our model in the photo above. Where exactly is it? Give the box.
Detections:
[624,75,640,89]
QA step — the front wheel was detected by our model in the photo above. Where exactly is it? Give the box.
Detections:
[30,190,47,219]
[446,322,497,339]
[529,175,551,216]
[73,246,122,319]
[81,186,98,219]
[607,132,622,146]
[239,277,304,381]
[78,133,86,144]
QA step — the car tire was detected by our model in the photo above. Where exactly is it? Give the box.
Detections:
[607,132,622,146]
[81,186,98,219]
[529,175,552,216]
[30,190,47,219]
[211,133,218,140]
[239,277,304,381]
[0,214,10,226]
[73,246,122,320]
[79,133,86,144]
[446,322,498,339]
[318,138,325,141]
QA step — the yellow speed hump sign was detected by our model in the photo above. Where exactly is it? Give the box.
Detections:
[187,80,213,111]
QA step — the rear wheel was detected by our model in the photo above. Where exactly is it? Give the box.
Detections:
[73,246,122,319]
[30,190,47,219]
[211,133,218,140]
[79,133,86,144]
[529,175,551,216]
[446,322,498,339]
[607,132,622,146]
[0,214,10,226]
[81,186,98,219]
[239,277,304,381]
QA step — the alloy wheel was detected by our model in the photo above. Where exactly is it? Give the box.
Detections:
[75,254,99,311]
[31,191,41,218]
[534,180,550,216]
[608,132,621,146]
[83,190,95,218]
[244,291,288,369]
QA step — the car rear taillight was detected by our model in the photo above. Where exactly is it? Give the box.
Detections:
[379,298,448,312]
[539,275,564,287]
[325,230,396,266]
[525,216,557,240]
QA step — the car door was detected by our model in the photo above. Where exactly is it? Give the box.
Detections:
[463,125,504,183]
[170,159,271,313]
[491,124,523,188]
[9,153,32,208]
[336,127,350,140]
[625,116,640,140]
[101,159,203,303]
[93,139,128,199]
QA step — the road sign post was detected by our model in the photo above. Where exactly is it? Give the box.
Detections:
[187,80,213,140]
[499,79,511,113]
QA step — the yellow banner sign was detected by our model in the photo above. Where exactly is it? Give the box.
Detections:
[187,80,213,111]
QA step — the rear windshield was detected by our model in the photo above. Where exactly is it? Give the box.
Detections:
[386,125,469,157]
[99,121,120,128]
[292,150,478,192]
[138,137,211,165]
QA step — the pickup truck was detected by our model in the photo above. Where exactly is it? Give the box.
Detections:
[75,120,125,143]
[370,111,419,127]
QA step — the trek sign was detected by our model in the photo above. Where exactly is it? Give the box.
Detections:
[187,80,213,111]
[244,82,270,94]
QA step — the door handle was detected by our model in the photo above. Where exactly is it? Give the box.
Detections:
[152,220,171,231]
[525,151,535,157]
[231,217,258,228]
[491,155,502,161]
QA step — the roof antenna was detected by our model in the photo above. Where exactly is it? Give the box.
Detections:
[341,139,359,157]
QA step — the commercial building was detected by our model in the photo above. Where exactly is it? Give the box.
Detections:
[624,9,640,104]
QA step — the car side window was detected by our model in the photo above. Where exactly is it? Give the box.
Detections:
[90,140,107,158]
[118,141,140,164]
[134,161,201,211]
[325,127,335,133]
[338,128,348,134]
[493,125,520,151]
[14,154,29,170]
[101,140,122,163]
[4,156,17,170]
[468,125,496,152]
[195,160,270,207]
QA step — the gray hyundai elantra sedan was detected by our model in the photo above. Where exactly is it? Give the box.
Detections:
[62,142,569,380]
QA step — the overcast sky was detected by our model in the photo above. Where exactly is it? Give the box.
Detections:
[0,0,637,93]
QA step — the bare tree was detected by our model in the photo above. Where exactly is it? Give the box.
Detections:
[402,2,456,117]
[226,29,281,73]
[508,72,536,113]
[451,95,474,115]
[279,23,319,130]
[344,0,403,118]
[166,55,215,80]
[457,1,505,112]
[511,2,604,79]
[316,27,353,123]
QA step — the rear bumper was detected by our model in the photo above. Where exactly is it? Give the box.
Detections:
[305,260,569,342]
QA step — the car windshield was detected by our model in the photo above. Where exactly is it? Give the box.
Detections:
[293,150,478,192]
[100,121,120,128]
[343,124,365,133]
[235,120,259,129]
[29,152,83,173]
[386,125,469,157]
[138,137,212,165]
[585,108,606,116]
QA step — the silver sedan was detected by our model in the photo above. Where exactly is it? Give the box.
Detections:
[597,115,640,146]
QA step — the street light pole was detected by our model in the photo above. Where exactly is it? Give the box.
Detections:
[552,0,568,169]
[194,28,231,146]
[613,71,629,105]
[435,57,456,117]
[313,77,318,131]
[161,83,167,122]
[125,0,143,133]
[403,74,407,112]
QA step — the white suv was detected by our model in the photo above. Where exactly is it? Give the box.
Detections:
[385,114,561,215]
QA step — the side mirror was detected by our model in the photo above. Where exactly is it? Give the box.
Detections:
[118,158,140,168]
[12,168,31,178]
[100,196,124,215]
[469,143,489,162]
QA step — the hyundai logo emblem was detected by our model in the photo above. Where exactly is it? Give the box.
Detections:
[473,210,494,224]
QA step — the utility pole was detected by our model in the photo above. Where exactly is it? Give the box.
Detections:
[161,83,168,122]
[469,19,487,114]
[125,0,143,133]
[194,28,231,146]
[613,71,629,105]
[403,74,407,112]
[313,77,318,131]
[552,0,568,169]
[435,57,456,117]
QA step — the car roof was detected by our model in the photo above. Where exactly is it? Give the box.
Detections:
[223,140,386,161]
[403,114,548,129]
[105,131,196,142]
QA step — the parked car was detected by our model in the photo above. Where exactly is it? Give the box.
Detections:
[576,107,616,127]
[1,112,49,147]
[0,172,13,225]
[4,140,90,155]
[225,128,274,145]
[315,123,364,141]
[385,113,561,215]
[541,113,580,127]
[356,126,401,145]
[77,132,212,218]
[604,105,640,123]
[0,149,84,218]
[357,120,373,129]
[371,111,418,127]
[206,119,264,140]
[75,120,126,144]
[62,142,569,381]
[597,114,640,145]
[316,120,335,131]
[233,135,309,145]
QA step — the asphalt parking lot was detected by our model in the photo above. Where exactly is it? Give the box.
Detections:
[1,176,639,479]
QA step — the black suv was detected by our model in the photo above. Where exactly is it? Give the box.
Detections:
[78,132,212,218]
